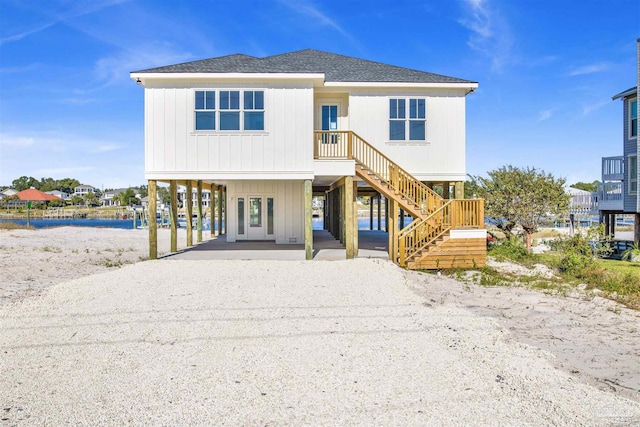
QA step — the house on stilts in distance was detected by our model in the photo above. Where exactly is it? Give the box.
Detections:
[131,49,486,269]
[598,39,640,244]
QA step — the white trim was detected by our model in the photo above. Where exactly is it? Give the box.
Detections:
[145,171,314,180]
[629,98,638,139]
[313,159,356,176]
[324,81,478,90]
[388,97,427,143]
[629,154,638,195]
[132,72,325,83]
[450,229,486,239]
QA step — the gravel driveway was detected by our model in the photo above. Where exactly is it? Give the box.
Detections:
[1,259,639,426]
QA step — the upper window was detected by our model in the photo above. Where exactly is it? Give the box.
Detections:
[389,98,426,141]
[194,90,265,131]
[195,90,216,130]
[220,90,240,130]
[630,99,637,138]
[244,91,264,131]
[630,155,638,194]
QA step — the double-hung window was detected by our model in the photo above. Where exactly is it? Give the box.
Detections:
[244,91,264,131]
[630,155,638,194]
[195,90,216,130]
[195,90,265,131]
[220,90,240,130]
[389,98,426,141]
[630,99,637,138]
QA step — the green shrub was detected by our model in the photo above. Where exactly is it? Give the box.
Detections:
[488,236,530,262]
[558,251,594,275]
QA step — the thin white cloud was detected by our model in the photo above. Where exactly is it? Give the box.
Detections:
[0,22,56,44]
[93,48,194,86]
[459,0,513,72]
[0,135,36,148]
[56,97,99,106]
[568,62,611,76]
[582,99,609,115]
[32,166,94,176]
[0,0,132,45]
[0,63,41,74]
[95,144,121,152]
[538,108,554,122]
[279,0,362,51]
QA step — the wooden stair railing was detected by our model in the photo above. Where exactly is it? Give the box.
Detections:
[396,199,484,266]
[314,130,484,267]
[314,130,443,217]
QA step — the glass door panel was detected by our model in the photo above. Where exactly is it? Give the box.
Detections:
[321,104,339,145]
[237,198,245,236]
[267,197,274,235]
[249,197,262,227]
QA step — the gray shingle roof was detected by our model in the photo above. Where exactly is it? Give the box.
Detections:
[133,49,475,84]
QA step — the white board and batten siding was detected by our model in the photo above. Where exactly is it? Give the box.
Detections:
[226,180,304,244]
[346,88,468,182]
[144,80,315,180]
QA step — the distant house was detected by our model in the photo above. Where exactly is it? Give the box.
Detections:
[567,187,597,215]
[598,39,639,243]
[0,188,18,200]
[178,187,211,208]
[45,190,69,200]
[132,48,486,268]
[101,188,124,206]
[73,185,96,197]
[0,188,19,207]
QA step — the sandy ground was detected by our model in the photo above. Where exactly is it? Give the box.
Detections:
[1,227,639,425]
[0,227,190,304]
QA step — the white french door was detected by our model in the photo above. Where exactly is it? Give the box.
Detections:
[236,195,274,240]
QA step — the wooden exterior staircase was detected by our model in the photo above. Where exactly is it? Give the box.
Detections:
[314,130,486,269]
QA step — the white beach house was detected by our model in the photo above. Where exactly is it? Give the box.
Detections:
[132,49,485,268]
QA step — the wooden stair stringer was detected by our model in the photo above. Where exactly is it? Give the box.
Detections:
[355,166,428,221]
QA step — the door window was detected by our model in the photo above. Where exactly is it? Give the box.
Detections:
[249,197,262,227]
[237,198,245,235]
[267,197,274,235]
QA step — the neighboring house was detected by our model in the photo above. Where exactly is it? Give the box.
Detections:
[45,190,69,200]
[101,188,126,206]
[131,49,486,268]
[0,188,19,207]
[73,185,96,197]
[567,187,597,215]
[101,188,142,206]
[178,187,211,208]
[598,39,639,243]
[0,188,18,200]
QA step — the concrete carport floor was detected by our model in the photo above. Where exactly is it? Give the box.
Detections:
[165,230,389,261]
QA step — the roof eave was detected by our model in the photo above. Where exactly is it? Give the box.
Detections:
[612,86,637,100]
[324,81,478,90]
[130,72,326,86]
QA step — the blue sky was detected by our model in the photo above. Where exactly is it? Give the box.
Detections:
[0,0,638,189]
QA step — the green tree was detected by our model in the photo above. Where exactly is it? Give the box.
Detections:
[48,200,66,208]
[476,165,569,251]
[464,174,482,199]
[570,180,600,193]
[157,187,170,205]
[39,177,57,192]
[137,185,148,199]
[115,188,138,206]
[12,176,40,191]
[56,178,81,194]
[69,195,83,206]
[84,192,100,207]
